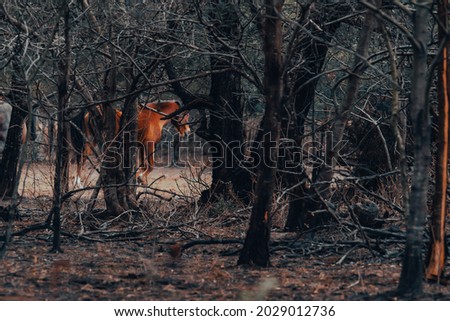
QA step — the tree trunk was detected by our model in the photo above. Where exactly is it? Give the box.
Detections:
[284,19,340,230]
[0,98,12,156]
[119,66,140,209]
[100,99,128,216]
[238,0,284,267]
[207,0,245,201]
[317,0,380,200]
[425,0,449,282]
[0,59,28,198]
[78,0,127,216]
[50,2,71,253]
[397,0,433,297]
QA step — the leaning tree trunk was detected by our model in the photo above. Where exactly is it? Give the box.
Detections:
[398,0,433,297]
[238,0,284,267]
[316,0,380,202]
[283,14,342,230]
[425,0,449,282]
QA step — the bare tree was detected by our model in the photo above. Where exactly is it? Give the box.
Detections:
[49,0,71,253]
[398,0,433,297]
[206,0,246,201]
[317,0,381,203]
[165,0,252,203]
[0,57,28,198]
[425,0,449,282]
[282,2,345,230]
[238,0,284,267]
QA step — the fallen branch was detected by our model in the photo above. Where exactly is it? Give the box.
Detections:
[0,222,51,242]
[163,238,244,258]
[343,195,376,257]
[181,238,244,251]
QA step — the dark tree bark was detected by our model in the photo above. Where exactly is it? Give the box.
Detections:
[283,10,342,230]
[100,72,129,216]
[398,0,433,297]
[78,0,119,216]
[165,1,247,203]
[207,0,246,201]
[425,0,448,282]
[0,58,28,198]
[50,1,71,253]
[283,2,377,231]
[323,0,381,186]
[118,65,142,210]
[238,0,284,267]
[0,98,12,156]
[79,0,139,216]
[283,43,328,230]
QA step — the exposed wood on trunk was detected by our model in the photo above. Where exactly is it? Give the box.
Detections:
[425,0,449,282]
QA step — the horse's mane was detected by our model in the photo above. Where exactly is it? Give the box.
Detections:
[143,100,182,112]
[158,100,182,108]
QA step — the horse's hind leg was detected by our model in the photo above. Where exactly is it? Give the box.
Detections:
[137,142,155,185]
[74,161,83,188]
[136,144,148,184]
[73,144,90,188]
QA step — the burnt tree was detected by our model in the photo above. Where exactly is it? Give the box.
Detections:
[283,4,343,230]
[49,1,71,253]
[79,0,139,216]
[208,0,245,200]
[317,0,381,201]
[238,0,284,267]
[425,0,449,282]
[0,58,28,198]
[166,1,248,203]
[398,0,433,297]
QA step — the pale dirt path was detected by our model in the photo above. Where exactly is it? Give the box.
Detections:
[18,162,211,199]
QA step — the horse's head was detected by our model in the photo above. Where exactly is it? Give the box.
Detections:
[171,111,190,137]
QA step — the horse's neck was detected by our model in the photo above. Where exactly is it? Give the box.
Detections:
[159,103,179,116]
[155,118,170,130]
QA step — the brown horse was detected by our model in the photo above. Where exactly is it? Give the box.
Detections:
[135,101,190,184]
[73,101,190,187]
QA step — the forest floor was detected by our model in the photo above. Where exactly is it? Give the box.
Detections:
[1,162,450,301]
